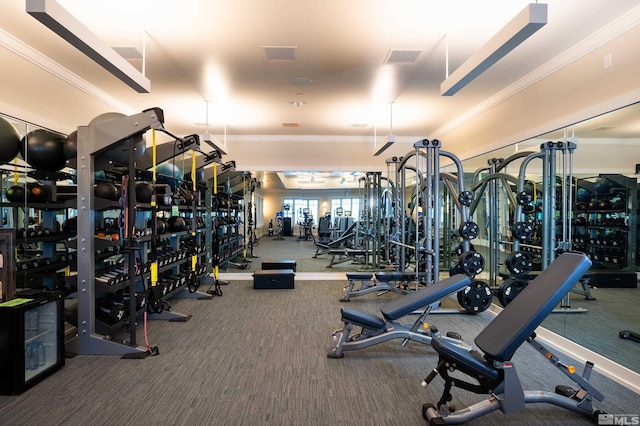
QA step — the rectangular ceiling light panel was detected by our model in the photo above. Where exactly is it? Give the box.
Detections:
[26,0,151,93]
[441,3,547,96]
[263,46,298,62]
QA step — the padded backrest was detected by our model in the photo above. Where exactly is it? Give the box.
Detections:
[380,274,471,320]
[475,252,591,362]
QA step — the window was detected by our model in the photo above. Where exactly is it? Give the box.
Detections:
[282,198,319,225]
[330,198,361,221]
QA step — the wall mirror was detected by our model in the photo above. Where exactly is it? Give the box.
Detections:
[455,101,640,374]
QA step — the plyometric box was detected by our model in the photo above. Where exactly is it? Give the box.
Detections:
[261,259,297,272]
[589,271,637,288]
[253,269,295,290]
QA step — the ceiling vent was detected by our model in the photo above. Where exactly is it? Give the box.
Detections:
[384,49,422,64]
[112,46,143,60]
[282,122,300,128]
[263,46,298,62]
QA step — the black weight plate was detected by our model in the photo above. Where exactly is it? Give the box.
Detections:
[454,242,475,256]
[516,190,533,206]
[458,251,485,276]
[449,263,462,277]
[497,279,529,307]
[458,190,474,206]
[459,221,479,240]
[511,221,534,240]
[457,280,493,313]
[505,251,533,275]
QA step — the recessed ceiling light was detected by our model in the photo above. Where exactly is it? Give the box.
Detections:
[291,101,305,107]
[289,77,313,87]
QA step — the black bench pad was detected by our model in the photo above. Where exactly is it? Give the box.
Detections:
[380,274,471,321]
[375,271,426,282]
[340,307,386,330]
[475,252,591,362]
[346,273,374,280]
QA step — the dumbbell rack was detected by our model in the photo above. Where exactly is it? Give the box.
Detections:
[74,108,186,356]
[573,174,638,273]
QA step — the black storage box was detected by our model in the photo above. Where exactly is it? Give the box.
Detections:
[253,269,295,289]
[261,259,297,272]
[589,271,637,288]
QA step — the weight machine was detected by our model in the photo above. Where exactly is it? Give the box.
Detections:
[390,140,491,313]
[506,141,589,312]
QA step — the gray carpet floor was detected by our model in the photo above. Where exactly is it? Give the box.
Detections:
[0,277,638,425]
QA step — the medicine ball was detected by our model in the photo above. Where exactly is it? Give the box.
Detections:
[167,216,185,232]
[63,130,77,160]
[5,185,26,203]
[156,162,183,191]
[20,129,67,172]
[27,183,48,203]
[0,116,21,163]
[88,112,146,165]
[147,217,167,234]
[135,182,154,203]
[62,217,77,234]
[95,182,120,201]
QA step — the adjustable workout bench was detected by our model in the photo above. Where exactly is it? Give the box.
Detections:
[327,274,471,358]
[326,248,371,268]
[312,221,357,258]
[422,252,606,424]
[340,271,426,302]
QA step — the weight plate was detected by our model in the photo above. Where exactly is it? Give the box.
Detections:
[459,221,479,240]
[448,263,462,277]
[457,280,493,313]
[505,251,533,275]
[497,279,529,307]
[454,242,475,256]
[458,251,485,276]
[511,221,534,240]
[458,190,474,206]
[516,191,533,206]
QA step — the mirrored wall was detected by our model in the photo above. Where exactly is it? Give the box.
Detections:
[453,101,640,374]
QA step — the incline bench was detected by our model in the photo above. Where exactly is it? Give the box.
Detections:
[327,274,471,358]
[421,252,606,424]
[340,271,428,301]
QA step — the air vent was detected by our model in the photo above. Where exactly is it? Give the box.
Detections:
[282,122,300,128]
[591,126,617,131]
[384,49,422,64]
[113,46,143,60]
[349,123,369,129]
[263,46,298,62]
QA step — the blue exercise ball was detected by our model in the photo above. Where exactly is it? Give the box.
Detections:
[156,162,183,191]
[576,187,592,202]
[184,168,205,185]
[0,116,21,163]
[594,177,614,195]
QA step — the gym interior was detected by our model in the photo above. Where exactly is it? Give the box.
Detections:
[0,1,639,425]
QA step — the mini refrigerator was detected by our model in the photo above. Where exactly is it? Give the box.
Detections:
[0,291,65,395]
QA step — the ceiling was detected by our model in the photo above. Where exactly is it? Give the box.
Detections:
[1,0,640,188]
